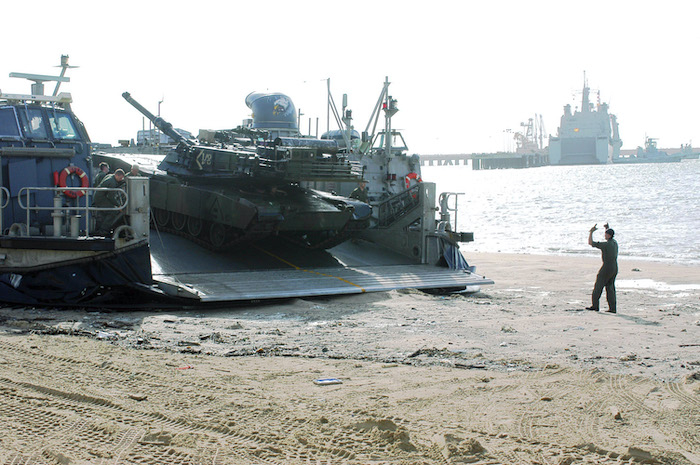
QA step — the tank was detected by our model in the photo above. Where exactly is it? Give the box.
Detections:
[118,92,370,250]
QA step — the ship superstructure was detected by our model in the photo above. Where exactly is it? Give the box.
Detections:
[549,74,622,165]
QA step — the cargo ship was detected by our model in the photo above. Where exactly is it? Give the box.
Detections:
[548,74,622,165]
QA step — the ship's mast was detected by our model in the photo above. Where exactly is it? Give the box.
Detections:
[382,76,398,158]
[52,55,77,96]
[326,79,353,150]
[581,71,590,113]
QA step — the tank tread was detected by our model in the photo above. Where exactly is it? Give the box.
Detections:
[150,208,275,251]
[281,219,369,250]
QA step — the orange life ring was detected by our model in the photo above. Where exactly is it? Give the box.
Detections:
[404,172,422,189]
[58,165,89,198]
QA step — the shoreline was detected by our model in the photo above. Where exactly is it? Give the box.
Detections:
[0,251,698,463]
[1,251,698,381]
[465,248,700,268]
[467,251,700,287]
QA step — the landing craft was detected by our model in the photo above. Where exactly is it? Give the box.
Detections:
[0,58,492,307]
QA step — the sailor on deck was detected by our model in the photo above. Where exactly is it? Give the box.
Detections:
[93,162,110,187]
[93,169,126,236]
[349,181,369,203]
[126,164,139,177]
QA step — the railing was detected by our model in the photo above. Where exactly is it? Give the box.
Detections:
[438,192,464,233]
[435,191,474,244]
[14,187,128,237]
[375,185,421,227]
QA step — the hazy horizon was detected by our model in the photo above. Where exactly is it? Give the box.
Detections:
[2,1,698,155]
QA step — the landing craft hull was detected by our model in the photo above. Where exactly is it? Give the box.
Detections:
[0,239,154,306]
[0,226,493,307]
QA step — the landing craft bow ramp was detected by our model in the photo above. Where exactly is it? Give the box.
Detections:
[149,233,493,303]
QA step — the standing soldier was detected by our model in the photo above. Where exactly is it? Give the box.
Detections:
[93,169,126,236]
[586,223,618,313]
[349,180,369,203]
[94,162,110,187]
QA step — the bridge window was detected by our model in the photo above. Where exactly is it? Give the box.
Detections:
[0,107,20,137]
[18,107,48,139]
[48,111,80,140]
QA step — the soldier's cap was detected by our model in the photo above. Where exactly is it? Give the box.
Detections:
[605,228,615,237]
[99,162,109,168]
[114,168,125,176]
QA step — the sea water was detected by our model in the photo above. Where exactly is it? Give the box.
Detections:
[421,159,700,264]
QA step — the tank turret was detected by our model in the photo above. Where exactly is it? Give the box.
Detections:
[122,92,360,183]
[123,92,263,180]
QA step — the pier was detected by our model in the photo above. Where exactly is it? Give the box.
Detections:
[420,152,549,170]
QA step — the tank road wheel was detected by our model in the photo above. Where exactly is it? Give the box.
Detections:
[209,223,227,249]
[154,208,170,228]
[187,216,204,237]
[171,212,186,231]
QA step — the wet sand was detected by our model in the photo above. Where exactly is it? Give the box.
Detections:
[0,252,698,463]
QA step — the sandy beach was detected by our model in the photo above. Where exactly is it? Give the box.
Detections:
[0,252,698,464]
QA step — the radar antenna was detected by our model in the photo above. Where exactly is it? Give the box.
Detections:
[8,55,77,97]
[52,55,78,96]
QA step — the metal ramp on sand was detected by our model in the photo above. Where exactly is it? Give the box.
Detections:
[149,232,492,303]
[154,264,493,302]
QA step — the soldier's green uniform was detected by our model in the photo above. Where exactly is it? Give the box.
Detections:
[93,173,126,235]
[93,170,108,187]
[590,236,618,312]
[349,184,368,203]
[94,162,110,187]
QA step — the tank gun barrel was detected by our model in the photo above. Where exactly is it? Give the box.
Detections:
[122,92,189,145]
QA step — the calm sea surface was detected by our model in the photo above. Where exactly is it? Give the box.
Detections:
[421,159,700,264]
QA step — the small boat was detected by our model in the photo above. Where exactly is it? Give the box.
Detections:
[612,137,683,164]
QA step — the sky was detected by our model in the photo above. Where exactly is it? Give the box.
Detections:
[2,1,699,155]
